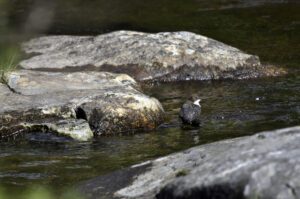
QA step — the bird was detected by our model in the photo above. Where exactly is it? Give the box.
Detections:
[179,95,201,126]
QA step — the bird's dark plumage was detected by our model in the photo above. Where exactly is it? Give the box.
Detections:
[179,99,201,126]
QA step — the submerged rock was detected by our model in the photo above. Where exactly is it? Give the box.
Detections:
[0,70,164,141]
[78,126,300,199]
[20,31,285,82]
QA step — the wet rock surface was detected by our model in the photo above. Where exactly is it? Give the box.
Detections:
[21,119,93,141]
[20,31,285,82]
[78,126,300,199]
[0,70,164,141]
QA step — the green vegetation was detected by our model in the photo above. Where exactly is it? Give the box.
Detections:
[0,186,85,199]
[0,46,20,83]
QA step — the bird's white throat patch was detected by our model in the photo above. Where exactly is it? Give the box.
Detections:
[193,99,201,107]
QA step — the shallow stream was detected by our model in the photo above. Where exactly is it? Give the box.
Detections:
[0,0,299,196]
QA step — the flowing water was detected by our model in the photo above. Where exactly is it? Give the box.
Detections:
[0,0,299,197]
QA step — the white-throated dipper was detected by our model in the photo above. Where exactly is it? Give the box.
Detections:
[179,96,201,126]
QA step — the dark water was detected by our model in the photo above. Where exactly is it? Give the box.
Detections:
[0,0,299,197]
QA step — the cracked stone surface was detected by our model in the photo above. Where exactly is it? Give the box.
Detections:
[78,126,300,199]
[20,31,285,82]
[0,70,164,141]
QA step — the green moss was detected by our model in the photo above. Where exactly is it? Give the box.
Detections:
[175,169,189,177]
[257,134,266,139]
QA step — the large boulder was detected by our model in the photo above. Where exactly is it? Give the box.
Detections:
[0,70,164,141]
[20,31,285,82]
[78,126,300,199]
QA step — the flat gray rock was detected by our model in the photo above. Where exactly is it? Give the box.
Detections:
[0,70,164,141]
[79,126,300,199]
[7,69,137,95]
[20,31,285,81]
